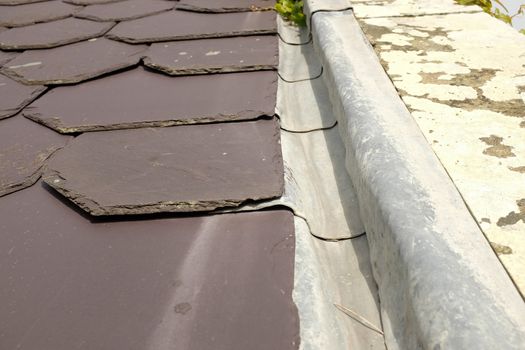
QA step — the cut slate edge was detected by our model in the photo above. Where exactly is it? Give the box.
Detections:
[0,11,76,29]
[73,6,175,22]
[63,0,123,5]
[1,60,143,85]
[143,58,277,76]
[0,84,46,120]
[42,171,284,216]
[0,21,116,51]
[106,29,277,44]
[23,111,276,134]
[0,144,65,198]
[0,0,47,5]
[309,5,525,350]
[175,4,275,13]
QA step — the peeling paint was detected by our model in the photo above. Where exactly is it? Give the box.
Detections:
[479,135,516,158]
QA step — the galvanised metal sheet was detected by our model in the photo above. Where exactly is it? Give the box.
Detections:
[2,38,147,85]
[0,18,114,50]
[107,10,276,44]
[144,36,278,75]
[25,68,277,132]
[75,0,174,22]
[177,0,275,13]
[0,74,45,120]
[0,1,79,28]
[0,116,70,197]
[43,118,284,215]
[0,184,299,350]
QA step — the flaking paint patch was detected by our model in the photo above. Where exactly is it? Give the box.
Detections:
[479,135,516,158]
[497,199,525,227]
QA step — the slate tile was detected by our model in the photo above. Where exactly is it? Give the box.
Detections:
[0,0,46,5]
[64,0,123,4]
[0,1,79,28]
[75,0,175,22]
[0,50,17,67]
[24,67,277,132]
[1,38,147,85]
[0,73,45,120]
[0,18,114,50]
[144,36,278,75]
[43,118,284,215]
[177,0,276,12]
[107,10,277,44]
[0,117,70,197]
[0,184,299,350]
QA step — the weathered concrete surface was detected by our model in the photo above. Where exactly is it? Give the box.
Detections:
[357,8,525,297]
[352,0,481,18]
[307,4,525,349]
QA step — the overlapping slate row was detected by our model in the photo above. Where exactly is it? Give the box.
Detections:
[0,18,114,50]
[144,36,278,75]
[0,116,70,197]
[25,68,277,132]
[2,38,147,85]
[43,118,284,215]
[107,10,276,43]
[64,0,123,5]
[75,0,175,22]
[0,185,298,350]
[177,0,275,12]
[0,74,44,119]
[0,1,79,28]
[0,50,16,66]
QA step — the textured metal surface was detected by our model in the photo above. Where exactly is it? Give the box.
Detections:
[0,17,114,50]
[177,0,275,12]
[0,116,70,197]
[144,36,278,75]
[0,74,45,120]
[0,1,78,27]
[107,10,276,44]
[25,67,277,132]
[2,38,147,85]
[311,8,525,349]
[0,185,299,350]
[75,0,174,22]
[44,119,284,215]
[278,40,322,82]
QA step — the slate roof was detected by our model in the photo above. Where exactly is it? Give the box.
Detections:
[0,1,299,349]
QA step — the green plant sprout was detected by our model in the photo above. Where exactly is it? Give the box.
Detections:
[275,0,306,27]
[455,0,525,34]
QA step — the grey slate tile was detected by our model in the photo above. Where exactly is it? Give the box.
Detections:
[0,50,17,67]
[144,36,278,75]
[177,0,275,12]
[0,1,79,28]
[0,116,70,197]
[0,73,45,120]
[24,67,277,132]
[0,184,299,350]
[106,10,277,44]
[0,0,46,5]
[75,0,174,22]
[43,118,284,215]
[1,38,147,85]
[64,0,123,4]
[0,18,114,50]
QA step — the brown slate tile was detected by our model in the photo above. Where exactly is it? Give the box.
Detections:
[0,18,114,50]
[0,184,299,350]
[1,38,147,85]
[0,0,46,5]
[0,50,17,66]
[24,67,277,132]
[64,0,123,4]
[0,1,79,28]
[75,0,175,22]
[106,10,277,44]
[43,118,284,215]
[0,117,70,197]
[0,73,45,119]
[144,36,278,75]
[177,0,275,13]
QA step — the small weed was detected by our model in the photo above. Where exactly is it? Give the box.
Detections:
[275,0,306,27]
[455,0,525,32]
